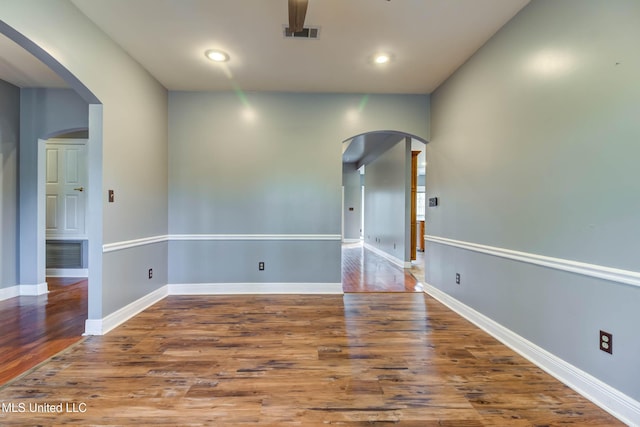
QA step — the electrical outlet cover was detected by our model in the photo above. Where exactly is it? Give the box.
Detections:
[599,330,612,354]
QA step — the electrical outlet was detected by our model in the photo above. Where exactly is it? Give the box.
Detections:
[148,268,153,279]
[455,273,461,285]
[258,262,265,271]
[599,330,612,354]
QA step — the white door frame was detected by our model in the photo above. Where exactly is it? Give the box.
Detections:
[43,138,89,277]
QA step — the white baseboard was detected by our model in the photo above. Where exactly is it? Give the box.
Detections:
[169,282,344,295]
[20,282,49,296]
[46,268,88,278]
[0,285,20,301]
[364,243,411,269]
[0,282,49,300]
[84,286,168,336]
[422,282,640,427]
[342,238,362,244]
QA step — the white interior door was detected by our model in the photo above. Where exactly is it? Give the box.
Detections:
[45,139,88,239]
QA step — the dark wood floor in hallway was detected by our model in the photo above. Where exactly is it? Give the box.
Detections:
[0,293,622,426]
[0,278,87,386]
[342,242,423,292]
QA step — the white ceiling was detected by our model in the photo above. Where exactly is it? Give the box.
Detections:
[58,0,529,94]
[0,0,529,165]
[0,1,530,93]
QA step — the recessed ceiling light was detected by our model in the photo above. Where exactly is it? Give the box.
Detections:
[205,49,230,62]
[374,53,391,64]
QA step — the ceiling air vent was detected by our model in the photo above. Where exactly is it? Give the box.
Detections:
[284,26,320,39]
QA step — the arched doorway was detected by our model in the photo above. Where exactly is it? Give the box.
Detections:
[0,21,103,384]
[341,130,427,292]
[0,20,102,317]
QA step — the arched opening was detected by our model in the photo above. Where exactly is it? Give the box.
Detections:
[0,22,103,384]
[341,130,428,293]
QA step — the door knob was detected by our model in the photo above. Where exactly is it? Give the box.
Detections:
[74,187,84,192]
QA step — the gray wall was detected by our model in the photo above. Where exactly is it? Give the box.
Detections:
[2,1,169,320]
[364,137,410,263]
[426,0,640,400]
[0,79,20,290]
[168,92,429,285]
[342,162,362,241]
[19,88,88,285]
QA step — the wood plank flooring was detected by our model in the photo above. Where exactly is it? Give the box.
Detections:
[0,278,87,386]
[0,243,408,388]
[342,243,422,292]
[0,294,622,426]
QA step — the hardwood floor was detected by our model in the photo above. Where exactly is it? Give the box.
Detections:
[342,243,423,292]
[0,241,413,387]
[0,294,621,426]
[0,278,87,386]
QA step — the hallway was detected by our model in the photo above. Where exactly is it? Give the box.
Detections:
[342,242,424,292]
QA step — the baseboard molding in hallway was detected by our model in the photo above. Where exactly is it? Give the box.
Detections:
[343,242,420,292]
[364,243,411,269]
[0,283,49,301]
[422,282,640,427]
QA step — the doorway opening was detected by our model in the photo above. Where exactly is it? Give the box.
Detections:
[44,135,89,278]
[341,131,427,292]
[0,26,102,385]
